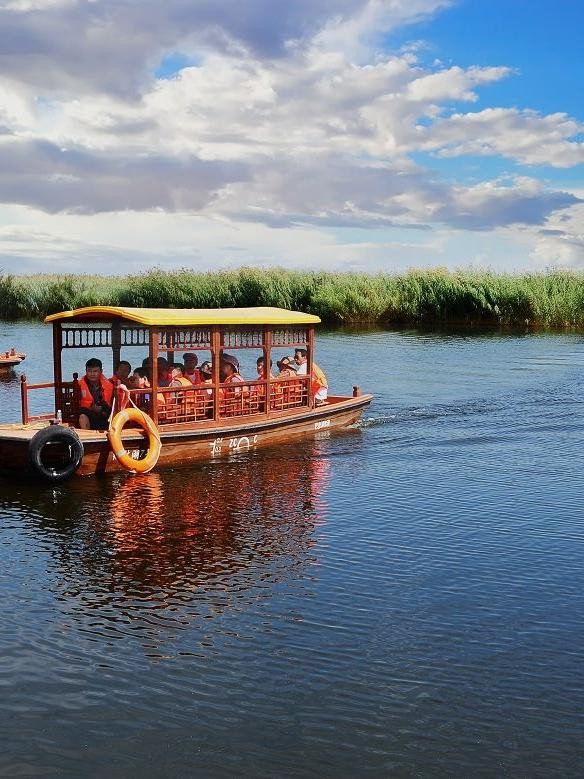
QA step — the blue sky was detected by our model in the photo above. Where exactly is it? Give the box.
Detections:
[390,1,583,111]
[389,1,583,180]
[0,0,582,274]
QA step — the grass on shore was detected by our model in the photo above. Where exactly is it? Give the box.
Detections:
[2,267,584,329]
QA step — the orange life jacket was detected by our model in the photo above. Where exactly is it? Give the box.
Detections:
[79,374,114,410]
[108,374,130,387]
[194,378,214,417]
[184,369,201,385]
[197,377,213,396]
[252,371,276,396]
[311,362,328,395]
[221,372,245,397]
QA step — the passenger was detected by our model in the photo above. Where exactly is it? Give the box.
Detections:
[199,361,213,387]
[78,357,114,430]
[182,353,201,385]
[126,370,141,390]
[127,368,150,408]
[292,348,308,374]
[276,356,297,378]
[293,348,328,405]
[256,356,275,380]
[141,357,152,382]
[109,360,131,385]
[169,363,192,388]
[251,356,275,407]
[220,353,244,390]
[132,366,168,413]
[165,363,193,418]
[220,354,245,414]
[275,356,301,407]
[157,357,171,387]
[133,366,150,385]
[196,361,214,417]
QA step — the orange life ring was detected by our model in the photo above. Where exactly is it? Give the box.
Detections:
[107,407,161,474]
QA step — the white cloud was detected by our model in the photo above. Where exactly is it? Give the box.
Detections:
[0,0,449,98]
[432,177,580,230]
[0,0,72,9]
[531,231,584,267]
[313,0,452,56]
[406,65,510,103]
[418,108,584,168]
[528,194,584,268]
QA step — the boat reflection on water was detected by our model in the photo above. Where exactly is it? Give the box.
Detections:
[11,441,332,657]
[0,368,17,383]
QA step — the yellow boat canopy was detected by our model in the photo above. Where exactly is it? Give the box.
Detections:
[45,305,321,326]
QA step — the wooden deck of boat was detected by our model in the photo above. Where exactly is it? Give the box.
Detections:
[0,422,106,442]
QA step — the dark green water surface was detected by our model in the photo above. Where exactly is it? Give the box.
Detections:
[1,323,584,777]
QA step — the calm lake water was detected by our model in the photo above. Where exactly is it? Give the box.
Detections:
[2,322,584,777]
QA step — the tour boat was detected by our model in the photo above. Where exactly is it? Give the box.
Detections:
[0,349,26,368]
[0,306,372,481]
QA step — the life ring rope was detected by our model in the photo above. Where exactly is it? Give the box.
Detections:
[107,390,161,474]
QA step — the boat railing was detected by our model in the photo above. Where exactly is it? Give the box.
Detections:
[20,373,311,427]
[155,375,309,425]
[20,374,80,425]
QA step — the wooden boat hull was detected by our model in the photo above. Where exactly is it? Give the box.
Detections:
[0,394,371,478]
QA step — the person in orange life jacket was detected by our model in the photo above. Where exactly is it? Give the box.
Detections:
[169,363,193,389]
[293,348,328,404]
[130,367,167,411]
[127,369,142,392]
[220,353,244,396]
[276,356,298,377]
[194,361,214,417]
[142,355,170,386]
[167,363,194,415]
[275,356,301,405]
[182,353,201,385]
[109,360,131,385]
[78,357,114,430]
[253,356,276,403]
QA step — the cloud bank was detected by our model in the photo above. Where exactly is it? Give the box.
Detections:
[0,0,582,271]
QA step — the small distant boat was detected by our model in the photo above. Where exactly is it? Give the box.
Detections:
[0,348,26,368]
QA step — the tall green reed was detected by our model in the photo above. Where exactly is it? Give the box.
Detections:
[3,268,584,329]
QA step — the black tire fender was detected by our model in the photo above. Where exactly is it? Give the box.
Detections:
[28,425,84,482]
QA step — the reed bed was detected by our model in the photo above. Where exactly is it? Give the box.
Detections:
[2,268,584,329]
